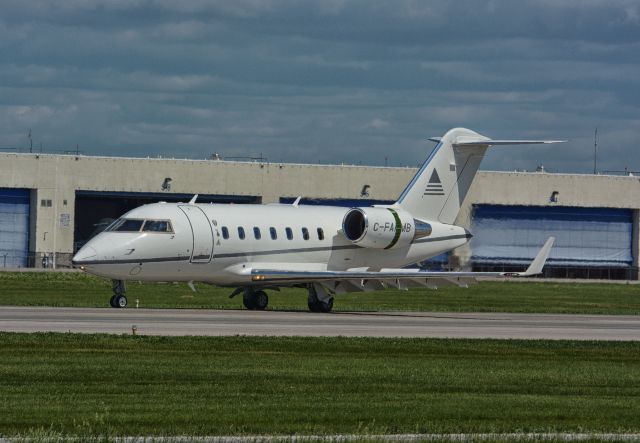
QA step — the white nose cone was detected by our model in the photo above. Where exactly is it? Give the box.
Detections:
[72,245,97,264]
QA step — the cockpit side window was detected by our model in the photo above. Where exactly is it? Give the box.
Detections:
[111,219,144,232]
[103,218,120,232]
[142,220,173,233]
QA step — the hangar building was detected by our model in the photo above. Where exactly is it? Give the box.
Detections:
[0,152,638,279]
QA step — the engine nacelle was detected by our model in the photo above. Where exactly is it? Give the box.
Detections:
[342,207,430,249]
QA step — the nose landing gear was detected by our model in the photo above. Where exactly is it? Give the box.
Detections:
[109,279,128,308]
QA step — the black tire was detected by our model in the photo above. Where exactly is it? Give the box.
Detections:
[319,297,334,313]
[308,297,333,313]
[243,292,256,310]
[109,295,117,308]
[115,295,128,308]
[308,300,320,312]
[243,291,268,310]
[253,291,269,310]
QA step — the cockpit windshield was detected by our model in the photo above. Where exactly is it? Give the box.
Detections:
[107,218,173,233]
[142,220,172,232]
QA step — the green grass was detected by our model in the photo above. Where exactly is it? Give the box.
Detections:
[1,271,640,314]
[1,333,639,437]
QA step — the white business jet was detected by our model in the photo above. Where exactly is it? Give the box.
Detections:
[73,128,559,312]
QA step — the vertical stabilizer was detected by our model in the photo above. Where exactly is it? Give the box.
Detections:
[395,128,563,224]
[395,128,489,224]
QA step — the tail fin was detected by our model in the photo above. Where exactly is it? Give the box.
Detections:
[395,128,564,224]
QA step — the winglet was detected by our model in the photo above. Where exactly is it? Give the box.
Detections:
[189,194,198,204]
[292,196,302,207]
[507,237,555,277]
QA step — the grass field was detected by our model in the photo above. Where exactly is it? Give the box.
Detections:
[1,333,639,437]
[1,271,640,314]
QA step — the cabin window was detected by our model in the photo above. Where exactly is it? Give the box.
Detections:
[270,227,277,240]
[221,226,229,239]
[253,227,261,240]
[317,227,324,240]
[142,220,173,233]
[285,227,293,240]
[238,227,245,240]
[302,227,309,241]
[110,219,144,232]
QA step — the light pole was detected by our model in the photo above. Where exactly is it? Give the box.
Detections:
[593,128,598,174]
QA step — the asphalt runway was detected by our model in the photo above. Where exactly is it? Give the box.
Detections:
[1,306,639,340]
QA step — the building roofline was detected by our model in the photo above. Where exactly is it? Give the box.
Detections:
[1,152,636,179]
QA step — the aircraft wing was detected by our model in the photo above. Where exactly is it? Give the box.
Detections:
[250,237,555,291]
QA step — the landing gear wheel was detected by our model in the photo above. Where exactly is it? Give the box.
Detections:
[242,292,255,310]
[307,285,334,313]
[110,279,127,309]
[253,290,268,310]
[308,297,333,313]
[243,290,269,310]
[115,295,128,308]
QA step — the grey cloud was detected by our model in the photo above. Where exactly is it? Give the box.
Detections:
[0,0,638,174]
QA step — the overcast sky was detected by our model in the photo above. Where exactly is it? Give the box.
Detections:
[1,0,639,172]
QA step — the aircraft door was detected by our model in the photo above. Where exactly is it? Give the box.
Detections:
[178,205,214,263]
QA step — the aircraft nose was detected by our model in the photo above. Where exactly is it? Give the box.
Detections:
[72,245,97,265]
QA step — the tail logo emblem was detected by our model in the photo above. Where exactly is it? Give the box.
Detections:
[423,169,445,196]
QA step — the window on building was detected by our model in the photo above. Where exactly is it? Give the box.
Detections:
[238,227,245,240]
[317,227,324,240]
[302,227,309,240]
[270,227,277,240]
[285,227,293,240]
[253,227,261,240]
[221,227,229,239]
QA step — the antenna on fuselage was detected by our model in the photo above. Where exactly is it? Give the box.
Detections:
[189,194,198,204]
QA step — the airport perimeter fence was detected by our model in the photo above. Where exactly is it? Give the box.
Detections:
[471,264,639,280]
[0,252,73,270]
[1,252,639,281]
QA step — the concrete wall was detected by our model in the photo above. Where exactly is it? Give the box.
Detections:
[0,153,414,266]
[2,152,639,270]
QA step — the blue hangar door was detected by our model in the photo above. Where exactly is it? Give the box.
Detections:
[470,205,633,268]
[0,189,30,268]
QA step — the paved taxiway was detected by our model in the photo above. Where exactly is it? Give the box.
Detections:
[1,307,639,340]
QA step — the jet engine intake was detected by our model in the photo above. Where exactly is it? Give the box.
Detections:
[342,207,425,249]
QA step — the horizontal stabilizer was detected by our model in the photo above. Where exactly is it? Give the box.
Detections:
[453,139,566,147]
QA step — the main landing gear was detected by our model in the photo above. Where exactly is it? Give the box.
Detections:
[307,284,334,313]
[233,284,334,313]
[242,288,269,310]
[109,279,128,308]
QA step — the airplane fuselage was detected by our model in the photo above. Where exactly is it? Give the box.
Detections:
[74,202,471,285]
